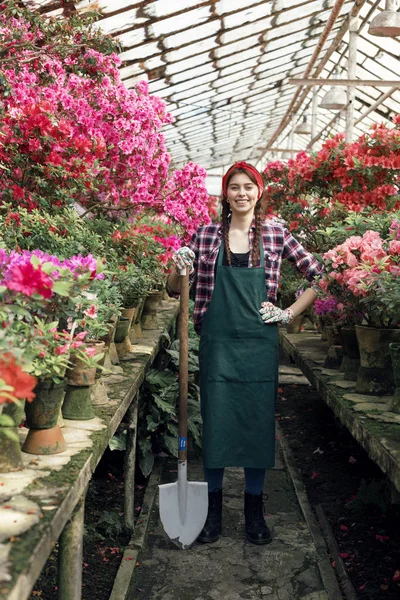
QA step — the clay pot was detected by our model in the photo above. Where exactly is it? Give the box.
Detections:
[318,316,328,340]
[325,325,341,347]
[0,424,23,472]
[141,290,163,330]
[143,290,163,313]
[286,314,304,334]
[114,317,131,344]
[132,297,145,340]
[62,385,95,420]
[121,306,136,328]
[355,325,400,396]
[323,325,343,369]
[100,320,117,346]
[66,341,105,387]
[389,343,400,413]
[339,326,360,381]
[23,379,67,455]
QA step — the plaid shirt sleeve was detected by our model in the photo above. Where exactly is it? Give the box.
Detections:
[282,228,325,284]
[165,231,199,299]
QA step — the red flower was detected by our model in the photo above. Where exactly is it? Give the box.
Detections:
[5,261,54,299]
[0,353,36,404]
[12,184,25,200]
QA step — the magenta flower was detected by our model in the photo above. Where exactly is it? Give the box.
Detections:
[4,261,54,299]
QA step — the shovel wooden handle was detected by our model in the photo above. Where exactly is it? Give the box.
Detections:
[178,268,190,462]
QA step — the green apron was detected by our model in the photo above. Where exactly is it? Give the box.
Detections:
[199,237,279,469]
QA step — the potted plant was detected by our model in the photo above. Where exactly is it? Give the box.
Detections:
[0,351,36,472]
[322,228,400,394]
[19,318,72,455]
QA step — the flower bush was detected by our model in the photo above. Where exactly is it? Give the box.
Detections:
[320,227,400,328]
[0,3,210,238]
[262,122,400,252]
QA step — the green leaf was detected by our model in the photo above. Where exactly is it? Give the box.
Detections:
[52,281,72,296]
[153,394,176,415]
[139,451,154,478]
[146,414,159,432]
[0,414,16,427]
[1,428,19,442]
[167,422,178,436]
[163,433,178,458]
[109,431,127,451]
[30,255,40,268]
[146,369,176,388]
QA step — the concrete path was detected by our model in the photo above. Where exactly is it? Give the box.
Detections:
[127,427,339,600]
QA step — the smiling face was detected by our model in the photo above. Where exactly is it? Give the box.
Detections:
[226,172,260,217]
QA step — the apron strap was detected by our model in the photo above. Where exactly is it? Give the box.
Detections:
[217,230,265,268]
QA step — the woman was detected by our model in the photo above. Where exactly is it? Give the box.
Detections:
[166,162,324,546]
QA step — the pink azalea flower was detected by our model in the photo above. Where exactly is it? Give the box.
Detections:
[4,261,53,299]
[84,304,98,319]
[55,343,69,355]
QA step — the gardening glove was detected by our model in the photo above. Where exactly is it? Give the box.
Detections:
[260,302,294,325]
[172,246,195,274]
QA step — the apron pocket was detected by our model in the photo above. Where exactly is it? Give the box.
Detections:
[206,338,277,383]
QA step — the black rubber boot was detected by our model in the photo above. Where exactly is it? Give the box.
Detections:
[197,489,222,543]
[244,492,272,545]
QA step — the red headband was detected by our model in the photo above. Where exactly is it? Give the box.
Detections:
[222,161,264,199]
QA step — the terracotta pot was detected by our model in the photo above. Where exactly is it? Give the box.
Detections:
[355,325,400,395]
[325,325,341,347]
[132,297,145,340]
[339,326,360,381]
[121,306,136,328]
[0,425,23,472]
[142,290,163,314]
[100,320,117,346]
[62,385,95,420]
[286,314,304,334]
[66,341,105,386]
[114,317,131,344]
[23,379,67,455]
[389,343,400,413]
[141,290,163,330]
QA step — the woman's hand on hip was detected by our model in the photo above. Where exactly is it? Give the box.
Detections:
[259,302,294,324]
[172,246,195,273]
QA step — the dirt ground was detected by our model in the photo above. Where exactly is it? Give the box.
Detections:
[30,447,146,600]
[276,378,400,600]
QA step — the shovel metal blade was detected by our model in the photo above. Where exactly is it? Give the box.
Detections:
[159,479,208,549]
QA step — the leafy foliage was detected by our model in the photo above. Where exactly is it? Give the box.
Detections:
[137,306,202,477]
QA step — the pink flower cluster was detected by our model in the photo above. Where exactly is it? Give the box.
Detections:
[163,162,211,241]
[0,249,103,299]
[322,230,400,297]
[0,11,211,236]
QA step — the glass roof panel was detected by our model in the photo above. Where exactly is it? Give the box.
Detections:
[30,0,400,169]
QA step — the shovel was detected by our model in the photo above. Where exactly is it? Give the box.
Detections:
[159,268,208,549]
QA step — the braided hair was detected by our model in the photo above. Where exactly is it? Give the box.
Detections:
[221,167,264,267]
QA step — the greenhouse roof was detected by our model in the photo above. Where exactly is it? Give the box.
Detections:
[27,0,400,172]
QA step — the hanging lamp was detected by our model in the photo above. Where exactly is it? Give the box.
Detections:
[369,0,400,37]
[294,114,312,135]
[320,68,347,110]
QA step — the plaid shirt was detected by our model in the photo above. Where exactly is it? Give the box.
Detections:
[168,220,324,334]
